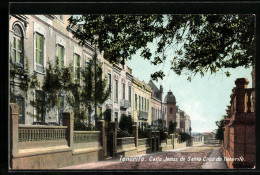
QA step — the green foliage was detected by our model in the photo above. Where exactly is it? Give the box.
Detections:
[119,114,134,134]
[103,109,112,127]
[69,14,255,81]
[81,49,111,126]
[10,58,39,102]
[179,132,191,142]
[215,115,228,141]
[158,127,168,142]
[168,120,177,134]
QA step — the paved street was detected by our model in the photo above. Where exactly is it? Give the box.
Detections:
[61,145,229,170]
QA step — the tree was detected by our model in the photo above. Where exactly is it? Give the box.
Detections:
[179,132,191,142]
[82,48,110,126]
[168,120,177,134]
[69,14,255,81]
[215,115,228,141]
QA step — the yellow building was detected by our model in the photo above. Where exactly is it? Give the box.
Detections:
[132,77,152,129]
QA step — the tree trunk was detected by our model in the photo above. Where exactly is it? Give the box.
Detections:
[94,46,97,127]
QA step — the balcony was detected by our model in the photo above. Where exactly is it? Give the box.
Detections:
[120,99,129,110]
[138,110,148,120]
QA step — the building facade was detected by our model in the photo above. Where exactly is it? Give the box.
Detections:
[163,90,177,128]
[101,57,133,123]
[132,77,152,129]
[9,15,98,125]
[147,80,163,127]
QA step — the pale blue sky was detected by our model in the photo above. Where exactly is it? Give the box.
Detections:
[128,50,252,133]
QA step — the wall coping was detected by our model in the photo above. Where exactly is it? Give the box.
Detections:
[74,131,100,134]
[117,137,135,140]
[18,124,67,129]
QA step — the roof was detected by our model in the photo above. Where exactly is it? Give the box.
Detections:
[164,90,176,104]
[148,80,162,101]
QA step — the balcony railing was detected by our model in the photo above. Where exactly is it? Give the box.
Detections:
[120,99,129,109]
[138,110,148,120]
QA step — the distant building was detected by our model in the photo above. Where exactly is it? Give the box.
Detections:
[101,58,133,123]
[132,77,152,129]
[163,90,177,128]
[147,80,163,127]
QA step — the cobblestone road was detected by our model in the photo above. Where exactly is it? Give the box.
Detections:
[61,145,228,170]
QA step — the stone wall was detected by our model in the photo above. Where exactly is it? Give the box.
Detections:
[10,105,104,169]
[222,78,255,169]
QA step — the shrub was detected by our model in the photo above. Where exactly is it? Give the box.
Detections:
[180,132,191,142]
[159,127,168,142]
[119,114,134,134]
[103,109,111,127]
[168,120,177,134]
[74,121,87,131]
[138,129,147,138]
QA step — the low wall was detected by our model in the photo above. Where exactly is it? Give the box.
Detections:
[193,141,204,146]
[137,138,151,154]
[174,139,187,149]
[73,131,102,154]
[116,137,137,157]
[10,106,105,169]
[12,124,72,169]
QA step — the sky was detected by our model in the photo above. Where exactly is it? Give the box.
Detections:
[127,50,252,133]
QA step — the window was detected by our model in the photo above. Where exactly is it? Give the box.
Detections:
[122,83,125,99]
[108,73,112,98]
[12,25,23,66]
[135,94,137,110]
[145,98,146,112]
[74,54,80,81]
[108,74,112,90]
[147,100,149,113]
[170,107,173,114]
[36,33,44,66]
[114,112,118,123]
[152,107,154,120]
[35,90,46,122]
[15,96,25,124]
[58,93,64,125]
[128,86,131,104]
[115,79,118,101]
[139,96,141,110]
[142,97,143,111]
[57,44,64,69]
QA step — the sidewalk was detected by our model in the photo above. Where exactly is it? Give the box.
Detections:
[60,146,192,169]
[200,148,228,169]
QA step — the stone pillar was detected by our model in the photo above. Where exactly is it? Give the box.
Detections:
[146,128,152,150]
[97,120,107,158]
[132,125,138,148]
[109,121,117,157]
[165,132,168,145]
[63,112,74,150]
[10,103,19,169]
[171,134,174,149]
[235,78,249,113]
